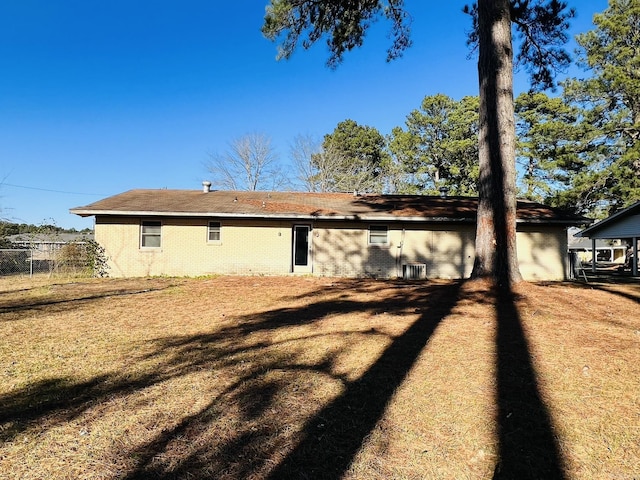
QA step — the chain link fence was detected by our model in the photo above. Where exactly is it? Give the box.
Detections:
[0,243,105,278]
[0,249,35,276]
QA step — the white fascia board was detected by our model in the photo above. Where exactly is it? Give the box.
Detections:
[70,209,583,225]
[516,218,589,226]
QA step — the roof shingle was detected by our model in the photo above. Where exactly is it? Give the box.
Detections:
[70,189,588,225]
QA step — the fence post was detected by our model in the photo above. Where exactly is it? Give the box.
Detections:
[29,249,33,277]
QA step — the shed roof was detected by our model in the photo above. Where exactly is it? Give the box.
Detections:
[71,189,588,225]
[576,200,640,239]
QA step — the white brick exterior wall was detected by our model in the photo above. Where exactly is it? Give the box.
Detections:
[95,216,568,280]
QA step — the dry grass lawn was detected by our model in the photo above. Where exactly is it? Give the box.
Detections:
[0,275,638,479]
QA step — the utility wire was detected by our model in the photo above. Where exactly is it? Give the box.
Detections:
[1,182,107,196]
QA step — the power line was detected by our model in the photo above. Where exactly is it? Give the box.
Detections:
[1,183,107,196]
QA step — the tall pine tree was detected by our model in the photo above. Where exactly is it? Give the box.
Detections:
[388,94,479,195]
[552,0,640,216]
[262,0,574,284]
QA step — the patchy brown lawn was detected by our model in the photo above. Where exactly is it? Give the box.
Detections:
[0,275,638,480]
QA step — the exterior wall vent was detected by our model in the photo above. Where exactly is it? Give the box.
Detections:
[403,263,426,280]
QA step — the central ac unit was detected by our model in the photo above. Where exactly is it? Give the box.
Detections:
[403,263,426,280]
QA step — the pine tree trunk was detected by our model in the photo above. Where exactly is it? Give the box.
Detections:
[471,0,523,284]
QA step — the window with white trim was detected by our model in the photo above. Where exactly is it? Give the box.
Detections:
[141,220,162,248]
[208,221,221,243]
[368,225,388,245]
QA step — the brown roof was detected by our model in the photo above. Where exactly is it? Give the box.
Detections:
[70,189,588,225]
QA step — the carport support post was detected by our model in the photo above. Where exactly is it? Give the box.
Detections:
[633,237,638,277]
[591,238,597,273]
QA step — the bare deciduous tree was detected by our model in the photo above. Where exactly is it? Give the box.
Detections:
[206,133,289,191]
[290,134,321,191]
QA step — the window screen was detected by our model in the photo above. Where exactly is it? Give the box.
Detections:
[141,221,161,248]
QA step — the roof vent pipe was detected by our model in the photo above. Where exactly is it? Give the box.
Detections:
[202,181,212,193]
[439,186,449,198]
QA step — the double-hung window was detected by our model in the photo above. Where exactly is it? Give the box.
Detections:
[141,221,162,248]
[208,221,221,243]
[368,225,389,245]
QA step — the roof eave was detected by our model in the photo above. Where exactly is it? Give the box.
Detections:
[576,201,640,237]
[70,209,582,225]
[518,218,591,226]
[70,209,480,223]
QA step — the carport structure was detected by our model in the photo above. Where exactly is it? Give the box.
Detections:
[576,201,640,277]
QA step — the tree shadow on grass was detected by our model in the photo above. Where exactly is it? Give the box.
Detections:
[580,282,640,304]
[0,376,110,442]
[493,284,566,480]
[265,281,463,479]
[1,278,570,479]
[0,284,175,320]
[118,280,463,480]
[1,280,462,479]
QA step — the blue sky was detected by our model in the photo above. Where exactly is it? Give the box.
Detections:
[0,0,609,230]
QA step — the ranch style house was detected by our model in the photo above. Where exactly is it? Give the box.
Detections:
[70,186,589,280]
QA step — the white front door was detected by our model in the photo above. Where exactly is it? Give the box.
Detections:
[292,225,312,273]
